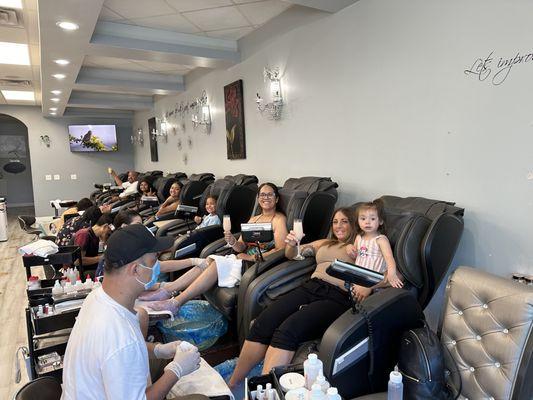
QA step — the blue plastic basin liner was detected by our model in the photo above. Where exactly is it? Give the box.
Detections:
[157,300,227,351]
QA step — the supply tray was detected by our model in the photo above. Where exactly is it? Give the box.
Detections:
[22,246,81,267]
[26,278,55,297]
[30,303,81,335]
[247,364,303,400]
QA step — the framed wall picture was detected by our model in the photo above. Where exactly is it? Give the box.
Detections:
[224,79,246,159]
[148,117,158,162]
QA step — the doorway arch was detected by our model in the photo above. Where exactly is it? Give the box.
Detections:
[0,113,34,213]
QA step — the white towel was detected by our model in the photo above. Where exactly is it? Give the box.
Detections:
[18,239,59,257]
[208,254,243,288]
[167,358,234,400]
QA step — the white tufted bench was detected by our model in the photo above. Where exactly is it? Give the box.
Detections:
[354,266,533,400]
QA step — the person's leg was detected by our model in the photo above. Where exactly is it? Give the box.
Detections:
[263,297,350,373]
[138,266,205,301]
[161,265,203,293]
[173,258,216,306]
[160,258,206,274]
[229,285,312,386]
[228,341,268,388]
[262,346,294,375]
[142,259,216,313]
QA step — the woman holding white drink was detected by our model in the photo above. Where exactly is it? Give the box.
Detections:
[139,183,288,315]
[228,207,359,388]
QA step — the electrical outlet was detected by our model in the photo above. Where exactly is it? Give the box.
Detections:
[70,174,77,180]
[53,174,60,180]
[45,174,52,181]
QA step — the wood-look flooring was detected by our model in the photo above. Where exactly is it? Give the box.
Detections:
[0,207,44,398]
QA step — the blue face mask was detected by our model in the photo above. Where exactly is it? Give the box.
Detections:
[136,260,160,290]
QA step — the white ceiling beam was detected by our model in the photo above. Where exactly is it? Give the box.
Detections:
[283,0,359,13]
[88,22,240,69]
[62,107,133,119]
[74,67,184,96]
[68,91,153,111]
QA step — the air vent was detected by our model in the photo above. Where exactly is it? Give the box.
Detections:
[0,79,32,87]
[0,7,22,27]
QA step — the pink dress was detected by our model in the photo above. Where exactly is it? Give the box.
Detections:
[355,235,387,273]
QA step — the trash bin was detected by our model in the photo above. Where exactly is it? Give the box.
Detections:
[0,198,7,242]
[157,300,227,351]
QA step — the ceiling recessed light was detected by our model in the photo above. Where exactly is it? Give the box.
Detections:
[0,42,30,65]
[51,90,62,95]
[52,74,66,80]
[51,98,60,102]
[54,59,70,66]
[49,107,58,111]
[56,21,79,31]
[50,112,57,116]
[1,90,34,101]
[0,0,23,9]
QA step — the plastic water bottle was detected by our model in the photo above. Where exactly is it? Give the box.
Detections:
[316,373,330,393]
[84,274,94,290]
[326,387,341,400]
[387,366,403,400]
[309,383,325,400]
[51,280,63,296]
[304,353,323,389]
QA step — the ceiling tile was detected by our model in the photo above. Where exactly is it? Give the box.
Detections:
[98,5,126,22]
[205,26,254,39]
[183,5,250,31]
[237,0,290,26]
[125,13,200,34]
[103,0,177,20]
[166,0,233,13]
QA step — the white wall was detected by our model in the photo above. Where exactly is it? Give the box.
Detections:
[133,0,533,283]
[0,106,134,216]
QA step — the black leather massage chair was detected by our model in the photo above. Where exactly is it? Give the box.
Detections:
[236,195,464,398]
[196,177,340,325]
[157,176,259,264]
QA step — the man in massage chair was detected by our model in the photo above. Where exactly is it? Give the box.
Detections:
[108,169,140,200]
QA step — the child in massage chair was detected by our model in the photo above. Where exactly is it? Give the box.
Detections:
[136,195,221,302]
[193,195,221,229]
[348,199,403,301]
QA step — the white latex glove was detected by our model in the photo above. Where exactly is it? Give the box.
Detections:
[164,347,201,379]
[153,341,180,360]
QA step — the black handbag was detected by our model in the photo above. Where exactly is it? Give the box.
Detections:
[398,321,459,400]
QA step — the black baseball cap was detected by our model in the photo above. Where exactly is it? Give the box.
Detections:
[105,224,174,268]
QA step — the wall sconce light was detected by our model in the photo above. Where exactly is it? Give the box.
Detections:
[191,90,211,133]
[151,118,168,142]
[40,134,51,147]
[131,128,144,146]
[256,66,283,120]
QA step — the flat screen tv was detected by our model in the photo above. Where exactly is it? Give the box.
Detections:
[68,125,118,152]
